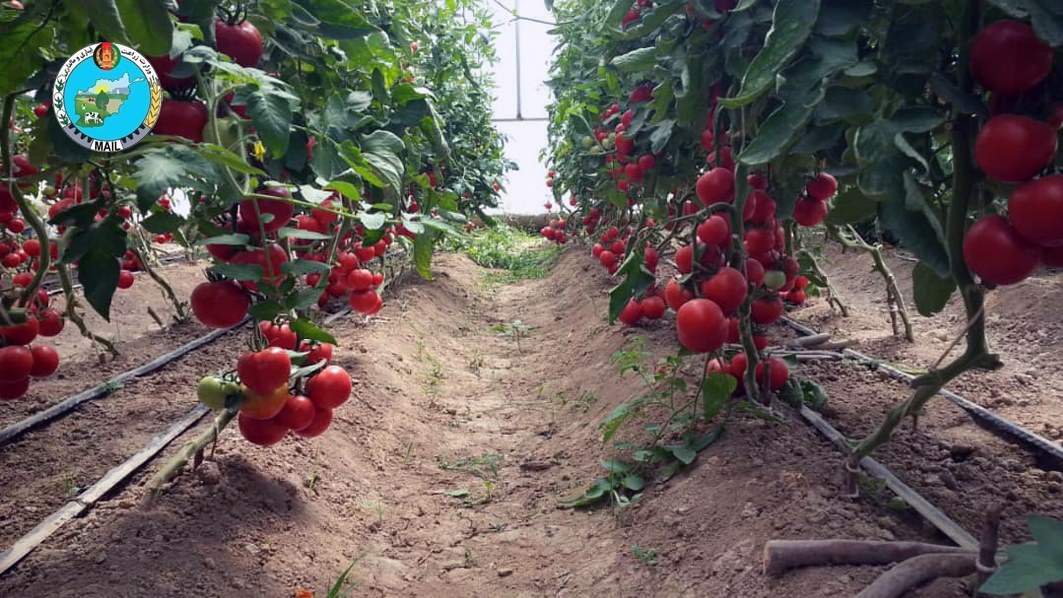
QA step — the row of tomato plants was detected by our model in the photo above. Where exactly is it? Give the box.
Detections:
[0,0,509,447]
[541,0,1062,487]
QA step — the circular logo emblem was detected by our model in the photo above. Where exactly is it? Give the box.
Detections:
[52,42,162,153]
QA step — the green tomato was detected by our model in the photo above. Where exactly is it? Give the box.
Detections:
[197,376,239,410]
[581,136,594,149]
[603,135,616,150]
[763,270,787,291]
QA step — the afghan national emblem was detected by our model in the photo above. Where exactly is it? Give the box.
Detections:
[52,42,162,153]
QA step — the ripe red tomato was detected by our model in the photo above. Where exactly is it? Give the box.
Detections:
[745,258,765,287]
[675,298,727,353]
[190,281,249,328]
[969,20,1053,95]
[700,267,748,315]
[747,191,776,224]
[641,296,666,320]
[695,167,735,205]
[697,215,730,246]
[347,268,374,291]
[303,342,334,365]
[29,345,59,378]
[117,270,135,289]
[598,249,616,268]
[259,321,297,349]
[207,242,238,262]
[0,377,30,400]
[0,317,38,346]
[306,365,352,409]
[744,227,775,254]
[664,280,693,311]
[792,198,828,227]
[293,406,332,438]
[154,99,208,142]
[349,289,381,314]
[274,394,316,431]
[237,347,291,395]
[238,412,288,446]
[729,353,748,379]
[239,188,294,234]
[962,215,1041,285]
[643,247,659,271]
[0,346,34,381]
[751,295,784,325]
[37,309,64,337]
[974,115,1057,183]
[215,19,264,67]
[1007,174,1063,247]
[618,300,643,326]
[754,357,789,390]
[805,173,838,201]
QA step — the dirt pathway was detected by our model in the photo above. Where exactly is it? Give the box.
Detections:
[1,251,978,597]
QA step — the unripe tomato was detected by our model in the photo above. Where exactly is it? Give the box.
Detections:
[675,298,727,353]
[974,115,1057,183]
[240,383,289,420]
[962,215,1041,285]
[197,376,239,410]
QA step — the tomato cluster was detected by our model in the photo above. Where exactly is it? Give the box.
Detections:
[539,218,570,244]
[198,341,351,446]
[0,303,61,400]
[965,19,1062,285]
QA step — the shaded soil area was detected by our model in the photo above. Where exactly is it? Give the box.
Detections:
[0,247,1056,597]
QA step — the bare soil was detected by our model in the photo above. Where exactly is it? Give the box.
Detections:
[0,246,1058,597]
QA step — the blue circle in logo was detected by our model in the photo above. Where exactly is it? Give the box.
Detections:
[62,52,153,142]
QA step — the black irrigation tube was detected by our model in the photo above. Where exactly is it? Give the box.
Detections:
[0,318,249,448]
[780,316,1063,467]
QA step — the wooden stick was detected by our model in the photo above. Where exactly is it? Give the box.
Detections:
[974,505,1002,597]
[855,553,976,598]
[785,333,831,348]
[763,540,975,577]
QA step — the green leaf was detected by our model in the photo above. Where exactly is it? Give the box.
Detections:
[115,0,175,55]
[981,541,1063,594]
[912,262,956,317]
[280,260,331,277]
[197,233,250,246]
[799,380,829,410]
[141,211,184,234]
[326,180,361,201]
[360,130,406,197]
[649,119,675,154]
[290,317,337,345]
[0,17,54,97]
[824,187,877,226]
[604,0,636,30]
[1027,0,1063,47]
[209,263,263,282]
[198,143,267,176]
[702,372,737,419]
[738,87,825,165]
[358,211,387,230]
[718,0,822,108]
[608,249,655,322]
[877,198,950,277]
[412,229,438,280]
[78,248,122,321]
[814,0,872,37]
[286,287,325,310]
[668,445,697,465]
[292,0,379,39]
[276,227,331,241]
[248,301,284,321]
[247,88,293,159]
[610,47,657,72]
[73,1,130,47]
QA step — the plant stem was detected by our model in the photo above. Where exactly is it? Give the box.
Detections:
[57,263,119,356]
[130,237,189,322]
[830,225,909,339]
[143,408,238,504]
[2,95,52,306]
[798,246,848,316]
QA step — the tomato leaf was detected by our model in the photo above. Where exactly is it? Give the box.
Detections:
[608,248,655,322]
[115,0,174,56]
[701,372,737,419]
[912,261,956,317]
[412,229,439,280]
[247,88,293,159]
[197,234,250,246]
[140,211,185,234]
[276,227,331,241]
[280,260,331,276]
[360,130,406,197]
[289,317,337,345]
[719,0,822,108]
[824,187,878,226]
[209,263,264,282]
[248,301,283,321]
